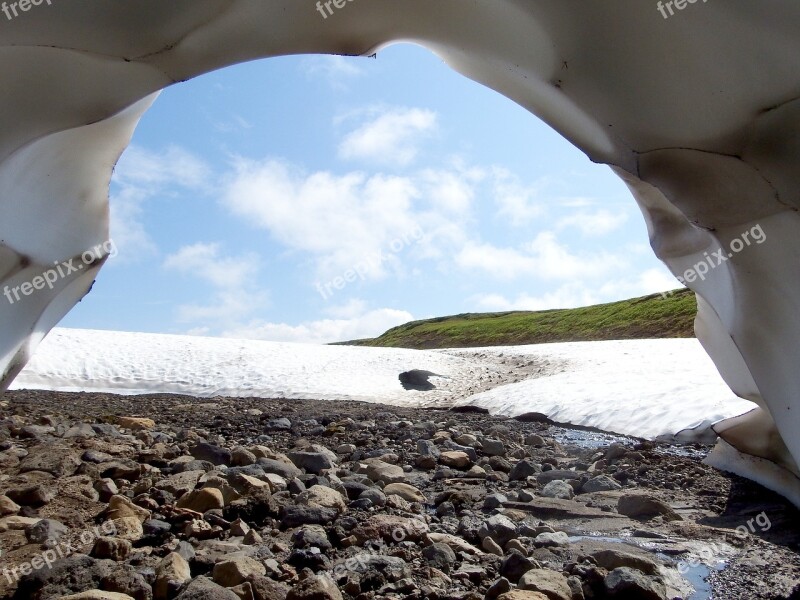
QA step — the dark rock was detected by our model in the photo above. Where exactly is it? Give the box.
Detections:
[617,494,682,521]
[175,576,239,599]
[422,542,457,573]
[8,485,55,507]
[190,442,232,466]
[500,550,537,583]
[19,447,81,477]
[509,460,540,481]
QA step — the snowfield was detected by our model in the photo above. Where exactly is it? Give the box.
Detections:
[12,328,757,443]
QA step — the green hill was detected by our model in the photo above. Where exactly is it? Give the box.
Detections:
[339,289,695,349]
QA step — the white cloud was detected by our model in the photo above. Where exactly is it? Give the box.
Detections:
[491,167,545,225]
[163,243,267,327]
[222,308,413,344]
[110,145,211,262]
[302,55,365,90]
[221,158,423,279]
[338,107,437,167]
[163,242,260,288]
[472,284,599,312]
[114,145,210,190]
[473,267,680,312]
[558,208,628,236]
[455,232,626,280]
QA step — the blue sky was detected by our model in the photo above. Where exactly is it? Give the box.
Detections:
[60,43,678,343]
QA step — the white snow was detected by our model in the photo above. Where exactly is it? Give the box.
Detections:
[11,328,757,442]
[447,340,758,441]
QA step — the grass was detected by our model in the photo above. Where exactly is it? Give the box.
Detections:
[338,289,696,349]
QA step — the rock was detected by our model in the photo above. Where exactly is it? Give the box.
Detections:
[154,552,192,600]
[60,592,135,600]
[231,447,257,466]
[7,484,55,506]
[484,493,507,509]
[486,577,512,599]
[191,442,233,466]
[509,460,540,481]
[482,536,504,556]
[582,475,622,493]
[287,573,342,600]
[265,417,292,430]
[351,515,428,544]
[26,518,68,544]
[293,524,332,551]
[536,470,582,484]
[617,494,682,521]
[157,470,205,497]
[287,450,336,474]
[500,551,538,583]
[524,434,546,446]
[297,485,347,514]
[92,537,132,561]
[248,575,291,600]
[336,443,356,454]
[481,438,507,456]
[103,495,150,523]
[605,443,628,460]
[590,549,659,575]
[417,439,440,457]
[213,556,267,587]
[604,567,667,599]
[175,576,240,599]
[176,488,225,513]
[541,480,574,500]
[95,479,119,502]
[142,519,172,541]
[0,515,42,531]
[281,506,339,528]
[358,488,386,507]
[383,482,426,503]
[0,494,20,515]
[251,459,299,481]
[534,532,570,547]
[263,473,287,492]
[439,451,471,469]
[98,460,141,481]
[13,554,147,600]
[63,423,97,438]
[111,516,144,542]
[360,458,406,484]
[117,417,156,430]
[497,592,550,600]
[422,542,457,573]
[478,514,518,546]
[519,569,573,600]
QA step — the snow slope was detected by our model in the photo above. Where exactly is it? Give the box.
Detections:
[11,328,757,442]
[447,340,757,442]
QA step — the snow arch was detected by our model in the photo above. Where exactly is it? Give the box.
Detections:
[1,0,799,504]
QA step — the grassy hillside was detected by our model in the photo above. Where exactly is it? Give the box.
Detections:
[341,289,696,349]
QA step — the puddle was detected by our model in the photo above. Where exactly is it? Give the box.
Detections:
[566,533,725,599]
[550,425,714,460]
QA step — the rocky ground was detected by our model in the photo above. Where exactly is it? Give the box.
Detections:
[0,390,796,600]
